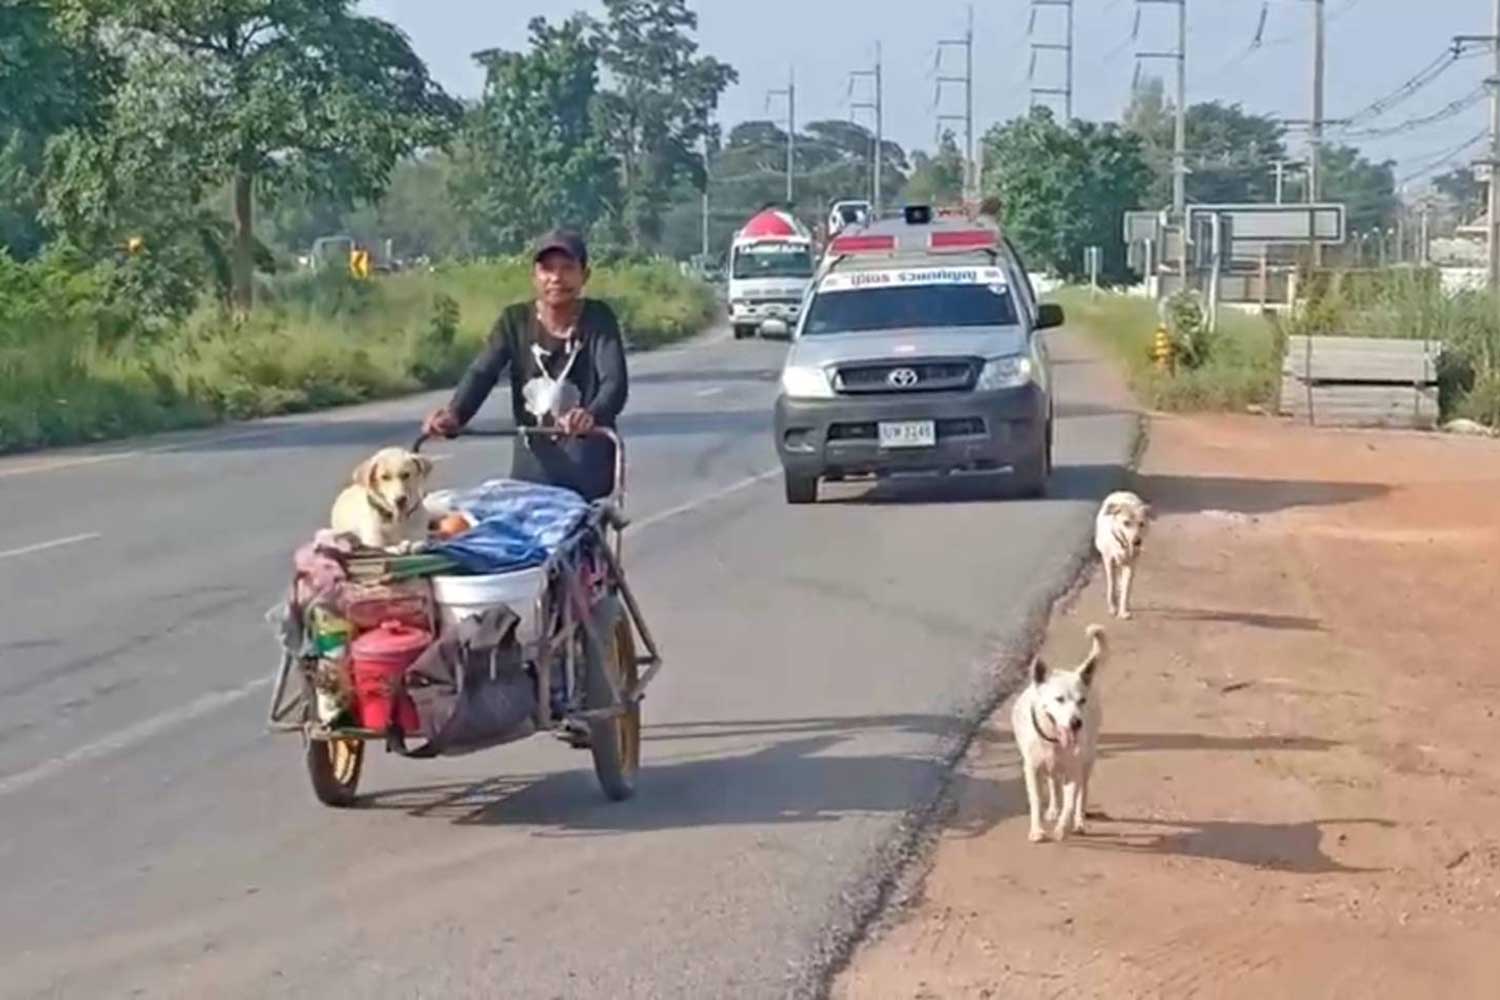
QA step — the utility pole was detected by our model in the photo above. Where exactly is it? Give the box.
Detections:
[850,44,885,217]
[936,5,976,203]
[1490,0,1500,294]
[1028,0,1074,120]
[1136,0,1187,217]
[767,68,796,207]
[700,134,711,261]
[1310,0,1326,267]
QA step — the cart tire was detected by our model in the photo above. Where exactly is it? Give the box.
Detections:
[306,737,364,807]
[585,605,641,802]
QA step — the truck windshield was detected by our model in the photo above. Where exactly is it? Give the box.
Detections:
[802,284,1018,335]
[732,244,814,280]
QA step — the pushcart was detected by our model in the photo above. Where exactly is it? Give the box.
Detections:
[266,427,662,807]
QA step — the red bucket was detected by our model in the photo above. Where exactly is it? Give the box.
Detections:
[350,620,431,732]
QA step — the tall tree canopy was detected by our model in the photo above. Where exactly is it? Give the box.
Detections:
[457,15,618,255]
[593,0,736,249]
[45,0,459,310]
[982,107,1151,281]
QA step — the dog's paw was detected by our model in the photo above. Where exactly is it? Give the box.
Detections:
[1070,820,1087,836]
[1116,609,1133,621]
[1053,825,1071,842]
[1028,827,1048,844]
[1043,807,1060,823]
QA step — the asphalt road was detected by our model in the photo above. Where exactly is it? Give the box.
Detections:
[0,325,1134,999]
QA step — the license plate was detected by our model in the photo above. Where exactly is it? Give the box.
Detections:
[878,420,936,449]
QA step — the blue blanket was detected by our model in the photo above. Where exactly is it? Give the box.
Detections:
[427,479,590,574]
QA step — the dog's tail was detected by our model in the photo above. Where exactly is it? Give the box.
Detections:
[1081,624,1107,671]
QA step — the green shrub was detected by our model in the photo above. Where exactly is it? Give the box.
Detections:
[0,254,716,453]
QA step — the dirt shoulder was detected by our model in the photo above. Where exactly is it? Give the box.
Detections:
[835,413,1500,999]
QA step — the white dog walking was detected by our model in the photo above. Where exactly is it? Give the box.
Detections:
[1011,625,1107,842]
[1095,490,1150,620]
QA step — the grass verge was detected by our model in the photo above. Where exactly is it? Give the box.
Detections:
[1054,287,1280,412]
[0,256,716,454]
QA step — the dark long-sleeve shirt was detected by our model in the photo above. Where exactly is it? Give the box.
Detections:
[445,299,629,500]
[449,299,629,429]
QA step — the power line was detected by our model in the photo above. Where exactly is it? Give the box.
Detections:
[1396,130,1488,185]
[1332,85,1488,140]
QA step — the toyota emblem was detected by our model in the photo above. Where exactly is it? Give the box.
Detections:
[887,367,919,388]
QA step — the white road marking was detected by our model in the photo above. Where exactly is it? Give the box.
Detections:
[631,469,779,531]
[0,533,102,561]
[0,429,281,479]
[0,677,271,800]
[694,387,726,398]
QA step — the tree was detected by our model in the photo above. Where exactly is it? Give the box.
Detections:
[46,0,459,311]
[0,1,113,258]
[1124,78,1288,208]
[455,15,618,255]
[1320,144,1398,236]
[905,131,965,207]
[593,0,736,250]
[1433,166,1484,224]
[982,107,1151,281]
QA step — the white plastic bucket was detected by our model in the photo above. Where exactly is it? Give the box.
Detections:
[431,567,546,643]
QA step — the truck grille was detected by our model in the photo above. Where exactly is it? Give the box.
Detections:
[834,359,978,395]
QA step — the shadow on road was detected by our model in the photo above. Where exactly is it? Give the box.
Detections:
[1069,815,1395,874]
[357,713,1017,837]
[1134,473,1389,515]
[1143,606,1325,632]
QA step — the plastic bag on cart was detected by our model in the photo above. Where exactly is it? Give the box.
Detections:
[425,479,589,574]
[394,604,539,757]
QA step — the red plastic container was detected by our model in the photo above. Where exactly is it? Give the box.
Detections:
[350,620,431,732]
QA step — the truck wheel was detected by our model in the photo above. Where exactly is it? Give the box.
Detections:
[1012,422,1052,499]
[785,473,818,505]
[733,324,754,340]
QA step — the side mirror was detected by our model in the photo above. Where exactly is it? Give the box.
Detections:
[1036,303,1064,331]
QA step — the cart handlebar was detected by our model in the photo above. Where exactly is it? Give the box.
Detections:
[412,426,627,508]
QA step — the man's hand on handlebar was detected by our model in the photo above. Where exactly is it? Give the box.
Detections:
[556,408,595,437]
[422,407,461,439]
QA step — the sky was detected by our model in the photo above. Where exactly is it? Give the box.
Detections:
[361,0,1496,190]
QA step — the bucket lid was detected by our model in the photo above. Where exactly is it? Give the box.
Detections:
[351,619,432,658]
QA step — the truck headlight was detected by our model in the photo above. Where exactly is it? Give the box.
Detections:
[780,365,834,400]
[976,355,1034,391]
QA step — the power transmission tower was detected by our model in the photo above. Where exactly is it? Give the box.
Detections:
[850,44,885,217]
[1028,0,1074,120]
[766,68,796,207]
[1136,0,1187,218]
[935,5,976,203]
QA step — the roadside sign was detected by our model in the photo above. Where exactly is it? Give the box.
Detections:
[1186,203,1345,247]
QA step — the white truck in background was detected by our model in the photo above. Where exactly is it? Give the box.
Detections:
[727,208,816,340]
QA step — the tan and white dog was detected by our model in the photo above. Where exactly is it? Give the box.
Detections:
[1094,490,1150,620]
[330,447,435,551]
[1011,625,1107,842]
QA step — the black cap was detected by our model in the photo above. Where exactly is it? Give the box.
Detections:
[532,228,588,267]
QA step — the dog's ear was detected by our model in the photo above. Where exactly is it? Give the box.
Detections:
[412,454,435,480]
[1101,498,1121,517]
[351,457,377,490]
[1030,657,1049,686]
[1141,502,1153,521]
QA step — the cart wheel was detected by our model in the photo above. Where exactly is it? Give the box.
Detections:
[306,737,364,807]
[585,607,641,802]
